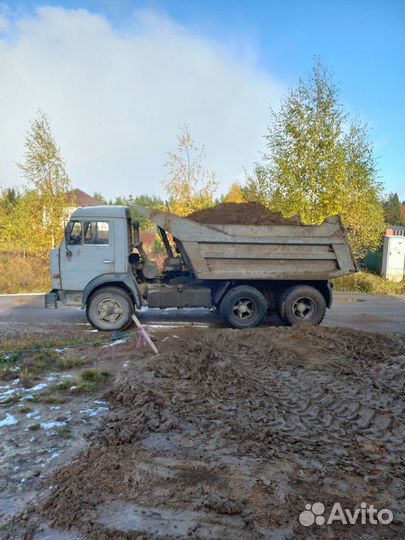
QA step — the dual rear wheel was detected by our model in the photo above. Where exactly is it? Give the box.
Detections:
[277,285,326,326]
[220,284,326,329]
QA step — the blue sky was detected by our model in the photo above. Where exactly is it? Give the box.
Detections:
[1,0,404,199]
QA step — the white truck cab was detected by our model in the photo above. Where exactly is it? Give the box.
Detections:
[47,206,142,329]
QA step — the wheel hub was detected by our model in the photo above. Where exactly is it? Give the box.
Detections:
[233,299,255,319]
[292,297,315,319]
[97,298,124,324]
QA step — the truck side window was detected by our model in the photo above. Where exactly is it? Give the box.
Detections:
[83,221,110,245]
[68,221,82,245]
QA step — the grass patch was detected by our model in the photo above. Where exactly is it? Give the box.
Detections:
[19,366,36,387]
[27,423,41,431]
[0,352,22,364]
[0,345,89,385]
[57,426,73,439]
[50,380,75,392]
[0,336,88,354]
[0,253,50,294]
[333,272,405,295]
[49,370,112,396]
[80,369,111,383]
[0,366,20,381]
[18,405,33,414]
[56,355,88,370]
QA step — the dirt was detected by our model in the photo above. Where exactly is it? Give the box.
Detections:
[187,202,302,226]
[4,325,404,540]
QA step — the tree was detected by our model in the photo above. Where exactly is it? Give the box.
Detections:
[162,126,218,216]
[400,202,405,226]
[18,111,72,251]
[0,188,20,251]
[383,193,402,226]
[114,193,164,230]
[244,62,385,258]
[0,188,42,254]
[93,192,106,203]
[223,182,246,203]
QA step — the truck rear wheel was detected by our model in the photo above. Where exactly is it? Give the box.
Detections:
[86,286,133,331]
[221,286,267,329]
[278,285,326,326]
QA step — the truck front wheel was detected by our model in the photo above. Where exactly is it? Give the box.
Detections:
[221,286,267,329]
[278,285,326,326]
[86,286,133,331]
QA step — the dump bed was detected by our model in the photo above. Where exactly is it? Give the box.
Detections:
[134,206,358,281]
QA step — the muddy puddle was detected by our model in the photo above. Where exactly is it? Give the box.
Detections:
[0,375,111,527]
[1,326,405,539]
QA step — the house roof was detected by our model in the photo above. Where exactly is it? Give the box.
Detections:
[67,189,104,207]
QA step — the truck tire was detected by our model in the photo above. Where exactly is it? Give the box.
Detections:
[86,286,133,331]
[278,285,326,326]
[221,286,267,329]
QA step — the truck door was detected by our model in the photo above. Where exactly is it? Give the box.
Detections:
[60,219,115,291]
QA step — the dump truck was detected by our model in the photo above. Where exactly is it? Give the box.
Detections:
[45,205,358,331]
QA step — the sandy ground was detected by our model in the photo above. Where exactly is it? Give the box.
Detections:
[1,324,404,540]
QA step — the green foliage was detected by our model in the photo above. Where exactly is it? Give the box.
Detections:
[383,193,402,226]
[114,193,164,230]
[93,192,106,203]
[18,406,33,414]
[222,182,246,203]
[0,112,72,257]
[50,369,112,395]
[17,111,72,251]
[162,126,218,216]
[28,423,41,431]
[57,426,73,438]
[80,369,111,382]
[401,203,405,226]
[244,62,385,258]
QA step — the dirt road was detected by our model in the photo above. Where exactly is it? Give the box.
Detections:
[0,292,403,337]
[2,325,404,539]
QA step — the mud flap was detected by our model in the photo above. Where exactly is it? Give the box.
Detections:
[45,291,58,308]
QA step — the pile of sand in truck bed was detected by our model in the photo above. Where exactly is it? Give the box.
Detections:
[21,325,404,540]
[187,202,302,226]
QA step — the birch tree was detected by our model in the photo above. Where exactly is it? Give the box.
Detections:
[244,63,385,257]
[18,111,72,251]
[162,126,218,216]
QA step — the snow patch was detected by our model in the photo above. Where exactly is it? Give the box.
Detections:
[0,413,18,427]
[41,421,66,430]
[80,406,109,417]
[102,339,127,348]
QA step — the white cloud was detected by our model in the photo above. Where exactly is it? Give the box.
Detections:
[0,6,283,198]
